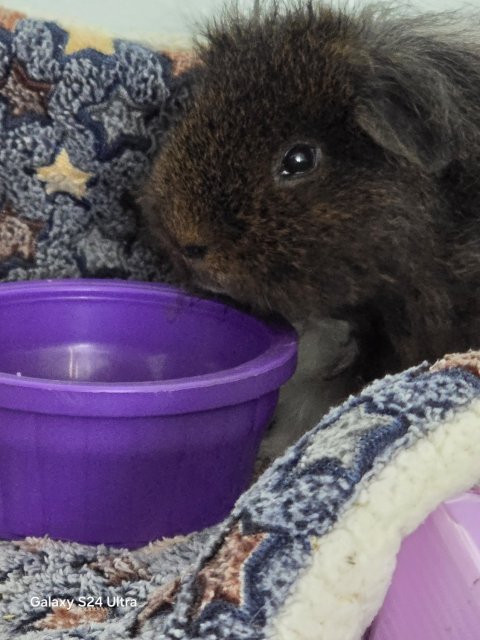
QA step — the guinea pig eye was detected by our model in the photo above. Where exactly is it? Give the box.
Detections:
[279,144,319,178]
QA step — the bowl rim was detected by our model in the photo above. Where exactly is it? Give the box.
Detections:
[0,279,298,416]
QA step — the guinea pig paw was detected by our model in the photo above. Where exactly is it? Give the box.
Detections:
[323,335,360,380]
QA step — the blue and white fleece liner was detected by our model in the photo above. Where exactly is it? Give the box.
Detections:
[162,352,480,640]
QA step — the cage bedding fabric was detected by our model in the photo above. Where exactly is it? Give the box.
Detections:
[0,8,186,282]
[1,353,480,639]
[0,7,479,640]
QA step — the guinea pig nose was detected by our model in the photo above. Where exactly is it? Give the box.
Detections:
[182,244,208,260]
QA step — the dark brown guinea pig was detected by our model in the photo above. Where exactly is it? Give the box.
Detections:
[141,1,480,386]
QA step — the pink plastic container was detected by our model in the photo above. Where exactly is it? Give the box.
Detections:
[369,488,480,639]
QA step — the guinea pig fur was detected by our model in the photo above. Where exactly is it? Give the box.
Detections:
[141,2,480,454]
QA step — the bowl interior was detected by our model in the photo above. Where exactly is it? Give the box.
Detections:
[0,285,269,383]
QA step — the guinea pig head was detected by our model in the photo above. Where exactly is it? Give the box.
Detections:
[142,4,459,320]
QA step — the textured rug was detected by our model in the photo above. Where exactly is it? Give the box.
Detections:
[0,351,479,639]
[0,7,194,283]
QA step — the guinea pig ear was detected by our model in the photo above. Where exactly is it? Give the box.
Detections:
[354,64,454,173]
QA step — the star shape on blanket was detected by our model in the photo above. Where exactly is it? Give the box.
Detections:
[87,86,148,145]
[0,203,44,261]
[64,29,115,55]
[0,62,52,117]
[132,578,181,633]
[0,8,24,31]
[36,149,92,199]
[301,403,393,469]
[163,49,197,75]
[33,604,108,631]
[191,522,268,617]
[431,351,480,378]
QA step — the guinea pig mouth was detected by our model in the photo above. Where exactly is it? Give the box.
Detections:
[197,281,227,296]
[190,271,228,296]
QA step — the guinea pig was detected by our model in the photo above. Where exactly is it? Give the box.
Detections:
[141,2,480,457]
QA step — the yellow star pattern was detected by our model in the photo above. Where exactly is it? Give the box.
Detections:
[63,26,115,55]
[36,149,92,199]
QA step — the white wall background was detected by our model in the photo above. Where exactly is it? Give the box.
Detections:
[2,0,479,42]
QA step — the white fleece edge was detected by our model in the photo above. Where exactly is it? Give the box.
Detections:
[268,397,480,640]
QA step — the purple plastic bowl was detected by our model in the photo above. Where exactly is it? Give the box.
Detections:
[0,279,297,547]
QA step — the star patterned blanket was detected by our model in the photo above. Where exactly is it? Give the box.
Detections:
[0,352,479,639]
[0,7,191,282]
